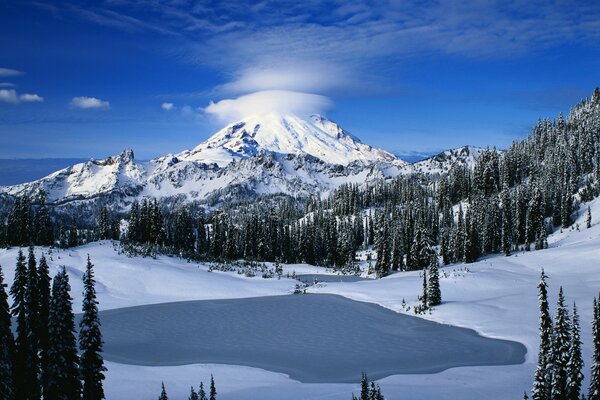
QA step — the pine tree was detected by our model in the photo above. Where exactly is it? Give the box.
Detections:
[158,382,168,400]
[551,287,571,400]
[532,269,553,400]
[79,256,106,400]
[589,296,600,400]
[566,303,583,400]
[420,269,428,311]
[427,254,442,306]
[209,375,217,400]
[24,247,40,398]
[587,206,592,229]
[10,249,37,400]
[46,268,80,400]
[198,382,207,400]
[37,254,51,398]
[188,386,199,400]
[0,264,15,400]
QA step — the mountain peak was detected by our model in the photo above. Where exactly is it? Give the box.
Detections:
[178,113,404,167]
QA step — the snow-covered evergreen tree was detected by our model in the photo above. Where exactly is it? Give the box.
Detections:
[79,255,106,400]
[566,302,583,400]
[37,253,51,398]
[46,268,80,400]
[0,264,14,400]
[551,287,571,400]
[589,297,600,400]
[532,269,553,400]
[158,382,168,400]
[427,255,441,306]
[209,375,217,400]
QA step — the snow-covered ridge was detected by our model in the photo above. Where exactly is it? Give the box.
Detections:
[0,116,496,207]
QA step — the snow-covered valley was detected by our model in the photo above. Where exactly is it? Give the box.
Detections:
[1,197,599,399]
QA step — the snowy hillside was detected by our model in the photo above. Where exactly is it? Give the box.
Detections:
[408,145,488,174]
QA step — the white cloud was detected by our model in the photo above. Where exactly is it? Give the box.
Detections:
[70,96,110,109]
[0,89,44,104]
[0,89,19,104]
[0,82,15,88]
[19,93,44,102]
[161,102,175,110]
[203,90,332,123]
[0,68,24,77]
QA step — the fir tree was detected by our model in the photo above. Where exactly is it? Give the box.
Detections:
[210,375,217,400]
[551,287,571,400]
[0,264,15,400]
[427,254,441,306]
[532,269,553,400]
[158,382,168,400]
[587,206,592,229]
[589,296,600,400]
[420,269,428,311]
[24,247,40,398]
[188,386,199,400]
[37,254,51,397]
[79,256,106,400]
[566,303,583,400]
[46,268,80,400]
[10,249,37,400]
[198,382,207,400]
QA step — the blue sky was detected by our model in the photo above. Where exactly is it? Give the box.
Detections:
[1,0,600,160]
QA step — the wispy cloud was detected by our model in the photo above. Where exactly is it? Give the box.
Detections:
[0,89,44,104]
[70,96,110,109]
[0,68,24,77]
[0,83,16,88]
[204,90,332,123]
[161,102,175,110]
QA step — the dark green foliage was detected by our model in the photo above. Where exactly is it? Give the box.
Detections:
[209,375,217,400]
[158,382,168,400]
[566,303,583,400]
[79,256,106,400]
[37,254,51,396]
[427,255,442,306]
[46,268,80,400]
[590,296,600,400]
[0,264,14,400]
[551,287,571,400]
[532,269,552,400]
[351,372,384,400]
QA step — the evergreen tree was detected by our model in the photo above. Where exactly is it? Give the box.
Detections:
[566,303,583,400]
[551,287,571,400]
[0,264,15,400]
[210,375,217,400]
[420,269,428,311]
[198,382,207,400]
[587,206,592,229]
[10,249,37,400]
[158,382,168,400]
[532,269,553,400]
[79,256,106,400]
[24,247,40,399]
[188,386,199,400]
[46,268,80,400]
[37,254,51,397]
[589,296,600,400]
[427,255,442,306]
[34,191,54,246]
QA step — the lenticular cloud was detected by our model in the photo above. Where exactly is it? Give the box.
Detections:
[203,90,332,123]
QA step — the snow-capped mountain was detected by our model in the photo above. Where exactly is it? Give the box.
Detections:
[0,114,406,208]
[176,113,404,167]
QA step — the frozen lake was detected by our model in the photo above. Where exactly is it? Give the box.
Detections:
[95,294,526,383]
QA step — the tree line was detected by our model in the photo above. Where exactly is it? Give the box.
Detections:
[0,250,105,400]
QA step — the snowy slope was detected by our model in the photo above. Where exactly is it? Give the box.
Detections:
[178,113,404,167]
